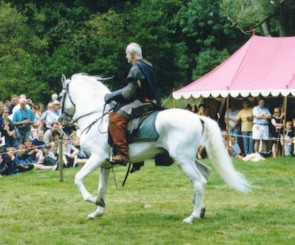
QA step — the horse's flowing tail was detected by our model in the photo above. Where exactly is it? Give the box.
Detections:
[201,117,251,193]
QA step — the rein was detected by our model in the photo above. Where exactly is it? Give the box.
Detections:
[60,77,115,136]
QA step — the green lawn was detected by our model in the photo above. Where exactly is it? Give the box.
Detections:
[0,157,294,245]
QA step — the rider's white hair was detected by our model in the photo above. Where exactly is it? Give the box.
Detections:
[126,43,143,59]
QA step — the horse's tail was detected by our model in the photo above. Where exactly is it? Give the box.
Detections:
[200,116,251,193]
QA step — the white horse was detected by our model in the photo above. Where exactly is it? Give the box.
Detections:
[59,73,251,224]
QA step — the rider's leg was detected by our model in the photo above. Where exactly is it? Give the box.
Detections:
[108,112,130,165]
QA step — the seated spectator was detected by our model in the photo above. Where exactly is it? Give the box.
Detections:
[0,117,16,147]
[230,136,242,158]
[59,135,79,167]
[0,147,18,176]
[71,136,88,166]
[221,130,233,156]
[38,144,58,167]
[44,122,64,144]
[51,130,62,158]
[15,144,34,172]
[280,121,294,157]
[24,138,41,163]
[32,130,45,147]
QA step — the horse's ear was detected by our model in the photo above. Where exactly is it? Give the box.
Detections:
[61,74,67,88]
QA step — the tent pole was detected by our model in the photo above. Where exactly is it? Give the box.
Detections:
[281,96,288,157]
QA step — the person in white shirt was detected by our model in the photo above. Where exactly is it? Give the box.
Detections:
[252,97,271,153]
[41,102,59,130]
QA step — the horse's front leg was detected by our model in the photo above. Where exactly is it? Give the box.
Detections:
[75,153,103,204]
[87,166,111,220]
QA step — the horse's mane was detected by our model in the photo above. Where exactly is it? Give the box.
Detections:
[70,73,111,100]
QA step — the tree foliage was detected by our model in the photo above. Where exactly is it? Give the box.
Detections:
[0,0,294,102]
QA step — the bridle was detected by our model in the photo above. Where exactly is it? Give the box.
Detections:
[59,75,114,134]
[60,78,76,121]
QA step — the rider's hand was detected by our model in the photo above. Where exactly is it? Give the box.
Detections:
[104,93,112,103]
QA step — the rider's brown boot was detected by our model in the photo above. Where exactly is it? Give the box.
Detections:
[108,112,130,166]
[110,154,129,166]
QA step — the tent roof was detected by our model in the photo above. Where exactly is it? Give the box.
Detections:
[173,35,295,99]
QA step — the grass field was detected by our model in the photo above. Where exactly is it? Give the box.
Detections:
[0,157,294,245]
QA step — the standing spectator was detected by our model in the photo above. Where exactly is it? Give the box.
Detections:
[51,93,58,102]
[236,99,254,155]
[225,102,241,144]
[8,95,19,115]
[12,98,34,145]
[38,103,45,116]
[252,97,271,153]
[280,121,294,157]
[4,98,11,109]
[12,94,31,117]
[204,105,212,118]
[197,104,208,158]
[197,104,206,116]
[53,100,62,117]
[191,104,198,114]
[270,108,284,157]
[184,104,192,111]
[31,103,43,139]
[41,102,59,131]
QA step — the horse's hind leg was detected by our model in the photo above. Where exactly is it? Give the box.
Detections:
[176,158,207,224]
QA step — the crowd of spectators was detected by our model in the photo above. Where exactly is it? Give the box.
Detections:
[185,97,295,159]
[0,94,88,177]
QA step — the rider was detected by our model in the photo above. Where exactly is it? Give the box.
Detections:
[105,42,161,166]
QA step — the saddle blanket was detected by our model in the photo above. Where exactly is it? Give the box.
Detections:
[127,111,160,143]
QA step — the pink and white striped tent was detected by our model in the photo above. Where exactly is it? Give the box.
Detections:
[173,35,295,99]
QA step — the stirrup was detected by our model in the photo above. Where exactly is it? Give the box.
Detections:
[107,154,129,166]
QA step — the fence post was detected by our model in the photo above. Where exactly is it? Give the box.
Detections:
[58,137,64,182]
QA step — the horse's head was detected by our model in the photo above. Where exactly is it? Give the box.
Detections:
[59,74,76,126]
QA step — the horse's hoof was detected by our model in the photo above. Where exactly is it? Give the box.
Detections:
[183,217,193,224]
[200,206,206,218]
[87,211,104,220]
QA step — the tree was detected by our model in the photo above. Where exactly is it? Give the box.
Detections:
[221,0,295,36]
[0,2,48,101]
[178,0,246,82]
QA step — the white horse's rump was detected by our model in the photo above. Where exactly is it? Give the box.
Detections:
[59,73,251,224]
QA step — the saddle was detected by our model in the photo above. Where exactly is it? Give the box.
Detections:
[107,111,173,170]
